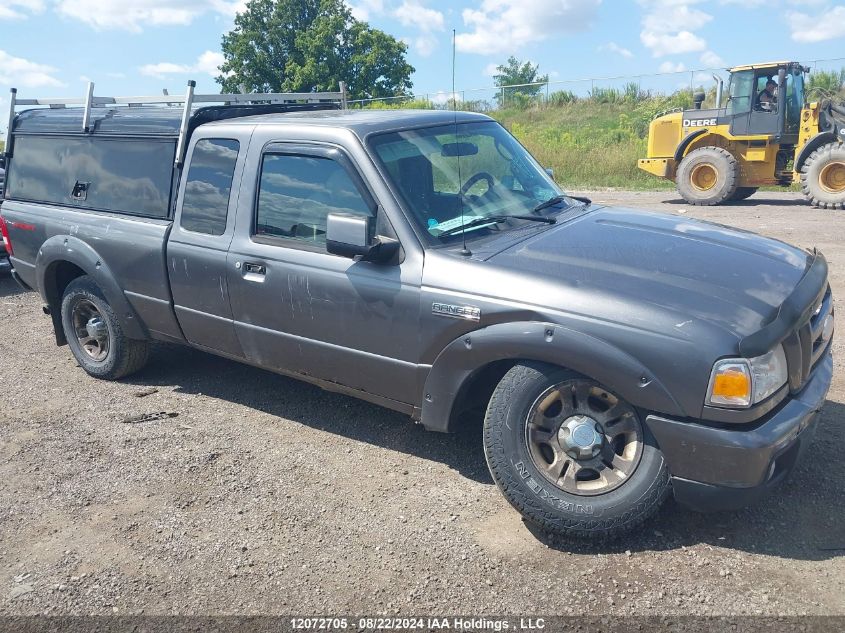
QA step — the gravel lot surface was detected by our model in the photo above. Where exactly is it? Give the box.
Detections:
[1,191,844,617]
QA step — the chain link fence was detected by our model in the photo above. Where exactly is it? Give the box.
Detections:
[348,57,845,111]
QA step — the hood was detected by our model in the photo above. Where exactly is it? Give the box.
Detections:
[486,206,813,339]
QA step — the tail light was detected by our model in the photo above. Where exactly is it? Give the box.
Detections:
[0,216,12,257]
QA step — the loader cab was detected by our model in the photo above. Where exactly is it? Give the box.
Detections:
[726,62,805,142]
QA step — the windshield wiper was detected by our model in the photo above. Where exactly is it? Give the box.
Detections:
[533,194,569,213]
[533,194,591,213]
[437,214,556,238]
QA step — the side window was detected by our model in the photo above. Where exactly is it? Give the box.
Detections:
[180,138,240,235]
[255,153,373,245]
[6,136,175,217]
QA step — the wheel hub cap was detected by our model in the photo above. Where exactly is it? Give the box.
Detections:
[559,415,603,459]
[819,161,845,194]
[71,299,110,362]
[86,318,108,343]
[690,163,718,191]
[525,380,645,496]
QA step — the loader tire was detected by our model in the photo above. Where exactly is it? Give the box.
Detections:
[800,143,845,210]
[730,187,758,201]
[676,147,739,206]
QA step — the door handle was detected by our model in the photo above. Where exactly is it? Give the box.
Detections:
[241,261,267,283]
[243,262,266,275]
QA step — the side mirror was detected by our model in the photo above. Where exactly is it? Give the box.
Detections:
[326,212,398,264]
[545,167,554,178]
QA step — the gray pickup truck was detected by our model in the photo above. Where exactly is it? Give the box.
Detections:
[0,83,834,540]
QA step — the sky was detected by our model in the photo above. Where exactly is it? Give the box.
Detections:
[0,0,844,117]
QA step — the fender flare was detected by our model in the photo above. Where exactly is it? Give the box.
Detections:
[674,129,709,163]
[36,234,148,344]
[419,321,684,433]
[795,131,838,173]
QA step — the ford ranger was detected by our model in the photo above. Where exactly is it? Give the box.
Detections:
[0,83,834,539]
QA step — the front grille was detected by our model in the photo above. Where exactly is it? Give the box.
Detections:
[810,287,834,364]
[790,285,833,391]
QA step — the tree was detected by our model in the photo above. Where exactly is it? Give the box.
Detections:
[217,0,414,100]
[806,68,845,98]
[493,57,549,106]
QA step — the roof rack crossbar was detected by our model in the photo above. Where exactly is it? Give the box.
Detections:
[12,91,346,108]
[3,80,350,159]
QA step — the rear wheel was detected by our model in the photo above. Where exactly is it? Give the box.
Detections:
[61,275,150,380]
[801,143,845,210]
[730,187,758,201]
[676,146,739,205]
[483,362,670,540]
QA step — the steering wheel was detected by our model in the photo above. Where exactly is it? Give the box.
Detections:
[460,172,495,196]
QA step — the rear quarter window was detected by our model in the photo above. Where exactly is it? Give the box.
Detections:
[180,138,240,235]
[6,135,175,217]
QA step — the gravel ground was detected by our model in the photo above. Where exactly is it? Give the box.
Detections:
[1,191,844,617]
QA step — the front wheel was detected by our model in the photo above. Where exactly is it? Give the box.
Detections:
[483,362,670,540]
[800,143,845,210]
[676,146,739,205]
[61,275,150,380]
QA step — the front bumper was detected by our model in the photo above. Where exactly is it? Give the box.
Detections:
[637,157,676,179]
[645,351,833,512]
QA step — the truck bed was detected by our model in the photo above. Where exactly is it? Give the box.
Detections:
[2,200,184,342]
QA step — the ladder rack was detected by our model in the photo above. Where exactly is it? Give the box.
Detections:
[5,80,349,167]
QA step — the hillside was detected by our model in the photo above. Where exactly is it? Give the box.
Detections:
[492,102,673,190]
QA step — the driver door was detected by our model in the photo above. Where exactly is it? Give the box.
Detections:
[747,73,781,136]
[226,141,424,405]
[730,70,781,137]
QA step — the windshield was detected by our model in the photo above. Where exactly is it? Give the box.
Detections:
[369,120,563,243]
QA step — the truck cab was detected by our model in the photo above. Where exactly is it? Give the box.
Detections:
[722,61,806,140]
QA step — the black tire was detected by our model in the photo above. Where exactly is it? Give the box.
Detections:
[61,275,149,380]
[730,186,758,201]
[800,142,845,210]
[676,146,739,205]
[483,362,670,540]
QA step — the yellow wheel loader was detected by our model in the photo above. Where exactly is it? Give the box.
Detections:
[638,61,845,208]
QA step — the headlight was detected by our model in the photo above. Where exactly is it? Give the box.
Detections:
[706,345,788,408]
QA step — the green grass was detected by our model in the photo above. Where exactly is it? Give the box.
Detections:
[491,103,674,190]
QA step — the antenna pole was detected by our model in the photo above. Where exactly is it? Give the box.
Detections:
[453,29,471,257]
